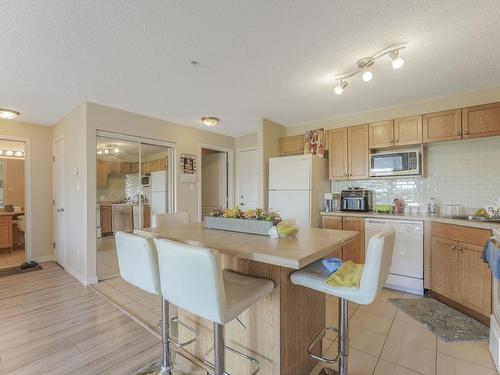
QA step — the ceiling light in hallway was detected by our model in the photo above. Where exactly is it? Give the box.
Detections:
[201,117,220,127]
[0,108,20,120]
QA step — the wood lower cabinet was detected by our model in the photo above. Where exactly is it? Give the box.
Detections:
[423,109,462,143]
[328,125,368,181]
[112,206,133,233]
[394,115,422,146]
[0,216,13,250]
[462,102,500,139]
[100,205,112,234]
[279,135,305,156]
[430,223,492,322]
[143,205,151,228]
[369,120,394,148]
[322,216,365,263]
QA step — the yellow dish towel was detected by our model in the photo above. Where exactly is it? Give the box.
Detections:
[326,260,364,288]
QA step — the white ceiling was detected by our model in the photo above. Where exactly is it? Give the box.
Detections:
[2,1,500,137]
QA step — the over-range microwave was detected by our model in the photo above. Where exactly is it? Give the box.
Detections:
[370,149,421,177]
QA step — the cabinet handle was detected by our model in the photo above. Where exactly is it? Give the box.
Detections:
[390,139,394,143]
[464,130,469,135]
[456,131,461,136]
[395,138,399,143]
[451,245,456,250]
[457,246,462,251]
[343,219,347,223]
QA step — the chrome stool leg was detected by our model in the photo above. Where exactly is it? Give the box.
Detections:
[214,322,225,375]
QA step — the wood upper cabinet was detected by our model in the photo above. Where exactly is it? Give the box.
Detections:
[431,223,492,319]
[100,205,112,234]
[328,125,368,180]
[341,217,365,264]
[321,216,365,263]
[459,242,492,316]
[119,162,130,174]
[423,109,462,143]
[328,128,348,180]
[279,135,305,156]
[129,162,139,174]
[394,115,422,146]
[369,120,394,148]
[0,216,13,249]
[96,160,109,188]
[462,102,500,139]
[348,125,369,180]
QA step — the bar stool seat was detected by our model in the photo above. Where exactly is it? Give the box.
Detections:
[290,229,395,375]
[155,238,274,375]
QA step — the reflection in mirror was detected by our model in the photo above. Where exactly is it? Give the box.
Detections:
[0,159,4,207]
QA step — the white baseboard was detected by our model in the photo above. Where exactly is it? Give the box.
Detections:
[489,314,500,374]
[32,255,54,263]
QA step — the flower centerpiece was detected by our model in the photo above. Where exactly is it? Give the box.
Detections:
[204,207,282,236]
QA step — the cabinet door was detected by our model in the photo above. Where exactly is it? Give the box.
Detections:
[462,102,500,139]
[123,211,133,232]
[394,115,422,146]
[348,124,369,180]
[459,242,492,316]
[431,236,461,301]
[100,206,112,234]
[423,109,462,143]
[369,120,394,148]
[120,162,130,174]
[0,218,12,249]
[279,135,305,156]
[143,206,151,228]
[341,217,365,264]
[328,128,348,180]
[322,216,343,230]
[96,160,109,188]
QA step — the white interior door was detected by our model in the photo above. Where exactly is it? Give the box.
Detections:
[202,150,228,216]
[54,138,65,267]
[237,148,258,209]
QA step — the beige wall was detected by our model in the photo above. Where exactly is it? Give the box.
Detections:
[287,87,500,135]
[235,132,258,149]
[4,159,25,207]
[258,119,286,208]
[0,119,53,261]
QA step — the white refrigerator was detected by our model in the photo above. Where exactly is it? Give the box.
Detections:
[268,154,329,228]
[150,170,168,215]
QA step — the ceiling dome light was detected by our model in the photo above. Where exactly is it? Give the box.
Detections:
[390,50,404,69]
[335,81,348,95]
[201,117,220,127]
[362,70,373,82]
[5,150,13,156]
[0,108,20,120]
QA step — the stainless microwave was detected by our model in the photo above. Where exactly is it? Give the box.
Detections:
[370,149,421,177]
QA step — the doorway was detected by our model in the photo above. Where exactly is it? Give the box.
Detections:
[201,148,228,217]
[236,147,258,210]
[0,139,27,268]
[95,132,175,281]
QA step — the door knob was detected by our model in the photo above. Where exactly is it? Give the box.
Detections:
[56,208,64,213]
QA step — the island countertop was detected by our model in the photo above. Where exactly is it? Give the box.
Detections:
[135,222,358,269]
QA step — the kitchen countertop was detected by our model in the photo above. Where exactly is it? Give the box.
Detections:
[321,211,500,231]
[0,211,24,217]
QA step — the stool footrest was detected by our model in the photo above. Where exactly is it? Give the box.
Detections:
[307,326,340,364]
[203,344,260,375]
[169,316,199,348]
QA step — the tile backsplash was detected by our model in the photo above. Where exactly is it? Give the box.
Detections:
[332,136,500,212]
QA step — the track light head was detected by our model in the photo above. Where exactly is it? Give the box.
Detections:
[390,50,404,69]
[335,81,348,95]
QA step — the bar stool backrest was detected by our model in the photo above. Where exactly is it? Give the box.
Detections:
[151,212,190,227]
[115,231,161,295]
[155,238,226,324]
[358,229,395,305]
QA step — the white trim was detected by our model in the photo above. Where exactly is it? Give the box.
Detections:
[235,146,258,208]
[0,135,32,263]
[32,255,54,263]
[52,136,66,268]
[96,130,176,149]
[197,143,235,221]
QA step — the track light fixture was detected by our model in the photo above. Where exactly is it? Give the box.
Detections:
[333,43,407,95]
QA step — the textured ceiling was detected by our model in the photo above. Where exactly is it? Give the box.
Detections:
[1,1,500,136]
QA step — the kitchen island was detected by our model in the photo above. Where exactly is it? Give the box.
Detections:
[135,222,358,375]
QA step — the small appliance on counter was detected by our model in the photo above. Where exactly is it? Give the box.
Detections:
[341,188,373,212]
[323,192,341,212]
[370,148,421,177]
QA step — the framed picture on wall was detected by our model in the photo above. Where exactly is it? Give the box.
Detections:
[180,153,197,183]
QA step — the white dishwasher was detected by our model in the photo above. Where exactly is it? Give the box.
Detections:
[365,218,424,295]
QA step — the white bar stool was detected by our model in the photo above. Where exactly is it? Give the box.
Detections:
[115,232,197,375]
[154,238,275,375]
[290,229,395,375]
[152,212,190,227]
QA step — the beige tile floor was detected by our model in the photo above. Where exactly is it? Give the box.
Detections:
[0,248,25,269]
[94,277,497,375]
[97,236,121,280]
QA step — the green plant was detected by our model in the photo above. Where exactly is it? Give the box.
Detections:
[209,207,282,225]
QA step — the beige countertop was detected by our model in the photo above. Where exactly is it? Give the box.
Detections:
[321,211,500,231]
[135,222,358,269]
[0,211,24,217]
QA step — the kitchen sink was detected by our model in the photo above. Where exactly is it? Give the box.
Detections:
[447,215,500,223]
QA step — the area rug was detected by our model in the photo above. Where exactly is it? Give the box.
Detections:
[0,263,42,277]
[388,297,489,342]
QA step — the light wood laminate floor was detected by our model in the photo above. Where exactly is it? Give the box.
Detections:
[0,262,205,375]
